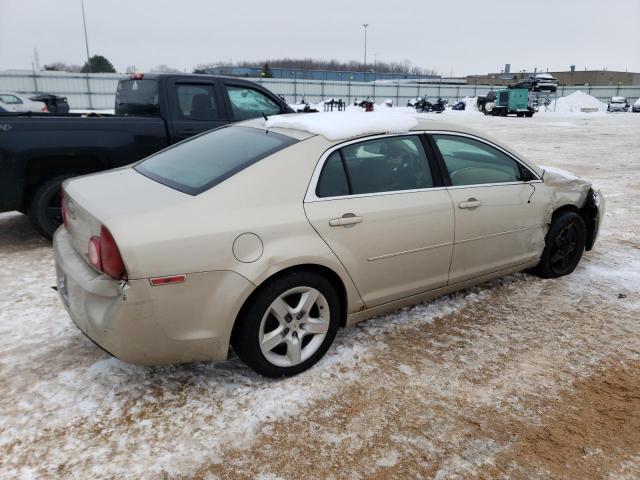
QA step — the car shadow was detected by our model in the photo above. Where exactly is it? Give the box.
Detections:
[0,212,49,250]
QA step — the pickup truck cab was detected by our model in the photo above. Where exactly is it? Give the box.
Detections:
[0,73,292,238]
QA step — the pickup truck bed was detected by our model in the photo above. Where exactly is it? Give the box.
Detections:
[0,73,292,238]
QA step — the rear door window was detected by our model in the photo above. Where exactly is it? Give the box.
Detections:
[175,84,220,120]
[316,151,350,197]
[225,85,282,120]
[315,135,434,197]
[115,79,160,116]
[135,126,297,195]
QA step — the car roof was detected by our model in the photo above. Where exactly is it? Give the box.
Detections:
[239,114,487,143]
[237,113,543,177]
[125,73,265,84]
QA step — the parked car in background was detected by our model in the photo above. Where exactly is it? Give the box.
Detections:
[54,115,604,377]
[0,73,293,238]
[632,98,640,113]
[29,94,70,113]
[0,92,48,112]
[511,73,559,93]
[607,96,630,112]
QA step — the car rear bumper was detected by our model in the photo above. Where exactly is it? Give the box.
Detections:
[53,228,255,365]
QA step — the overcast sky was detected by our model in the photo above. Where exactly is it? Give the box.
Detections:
[1,0,639,75]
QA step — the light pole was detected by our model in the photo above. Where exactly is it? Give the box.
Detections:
[80,0,91,71]
[80,0,93,108]
[362,23,369,81]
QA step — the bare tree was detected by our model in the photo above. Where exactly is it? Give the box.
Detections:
[43,62,82,73]
[194,58,438,76]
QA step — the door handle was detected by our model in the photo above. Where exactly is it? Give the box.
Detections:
[179,128,196,135]
[458,198,482,209]
[329,213,363,227]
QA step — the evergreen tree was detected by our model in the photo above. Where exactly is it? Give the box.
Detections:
[81,55,116,73]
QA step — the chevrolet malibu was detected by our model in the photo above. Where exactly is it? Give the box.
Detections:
[54,113,604,377]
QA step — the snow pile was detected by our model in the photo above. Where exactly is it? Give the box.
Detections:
[265,110,418,140]
[546,91,606,113]
[463,96,479,110]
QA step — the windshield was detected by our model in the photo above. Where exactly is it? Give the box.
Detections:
[115,79,159,116]
[135,126,297,195]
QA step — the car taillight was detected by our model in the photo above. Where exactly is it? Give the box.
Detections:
[60,187,68,228]
[87,226,127,280]
[40,105,49,112]
[130,72,144,80]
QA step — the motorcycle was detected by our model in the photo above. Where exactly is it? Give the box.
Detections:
[413,96,447,113]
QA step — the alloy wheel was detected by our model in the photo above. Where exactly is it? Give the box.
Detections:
[258,286,330,367]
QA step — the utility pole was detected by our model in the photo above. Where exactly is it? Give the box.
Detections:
[80,0,93,108]
[362,24,369,82]
[81,0,91,72]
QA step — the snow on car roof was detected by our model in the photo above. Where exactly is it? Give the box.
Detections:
[263,110,419,140]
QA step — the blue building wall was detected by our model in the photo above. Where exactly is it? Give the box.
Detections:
[204,66,438,82]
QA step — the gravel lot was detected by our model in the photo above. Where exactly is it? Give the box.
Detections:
[1,113,639,479]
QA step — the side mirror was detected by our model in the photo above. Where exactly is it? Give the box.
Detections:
[520,168,536,182]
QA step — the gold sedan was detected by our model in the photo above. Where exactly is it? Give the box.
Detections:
[54,115,603,377]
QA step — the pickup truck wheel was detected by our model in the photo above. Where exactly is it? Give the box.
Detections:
[28,174,75,240]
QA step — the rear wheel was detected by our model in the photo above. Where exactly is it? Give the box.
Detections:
[232,270,341,377]
[27,174,75,240]
[533,211,586,278]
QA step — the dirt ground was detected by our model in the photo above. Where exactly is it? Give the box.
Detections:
[1,113,639,479]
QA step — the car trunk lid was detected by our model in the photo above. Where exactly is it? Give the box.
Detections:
[62,167,189,273]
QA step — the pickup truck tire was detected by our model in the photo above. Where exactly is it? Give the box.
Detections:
[28,174,75,240]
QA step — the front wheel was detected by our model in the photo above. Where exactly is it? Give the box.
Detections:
[232,270,341,377]
[533,211,586,278]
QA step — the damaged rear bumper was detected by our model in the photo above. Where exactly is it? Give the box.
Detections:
[53,228,255,365]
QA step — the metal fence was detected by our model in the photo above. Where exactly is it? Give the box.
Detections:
[1,70,639,110]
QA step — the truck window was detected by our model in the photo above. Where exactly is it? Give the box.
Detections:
[115,79,160,116]
[135,126,297,195]
[175,84,220,120]
[225,86,282,120]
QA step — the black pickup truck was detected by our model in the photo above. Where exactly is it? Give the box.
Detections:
[0,73,293,238]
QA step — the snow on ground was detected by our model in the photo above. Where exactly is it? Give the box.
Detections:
[1,114,640,479]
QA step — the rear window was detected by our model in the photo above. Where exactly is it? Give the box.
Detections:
[135,126,297,195]
[115,79,159,116]
[0,94,22,104]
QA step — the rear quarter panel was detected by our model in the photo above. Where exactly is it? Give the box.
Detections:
[106,135,365,313]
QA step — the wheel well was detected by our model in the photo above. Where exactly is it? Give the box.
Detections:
[231,264,349,342]
[22,155,106,209]
[551,194,598,251]
[551,204,578,221]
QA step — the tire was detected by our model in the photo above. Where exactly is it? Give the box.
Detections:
[27,174,75,240]
[533,211,586,279]
[232,270,342,378]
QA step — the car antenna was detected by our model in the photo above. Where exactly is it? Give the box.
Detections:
[262,112,268,121]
